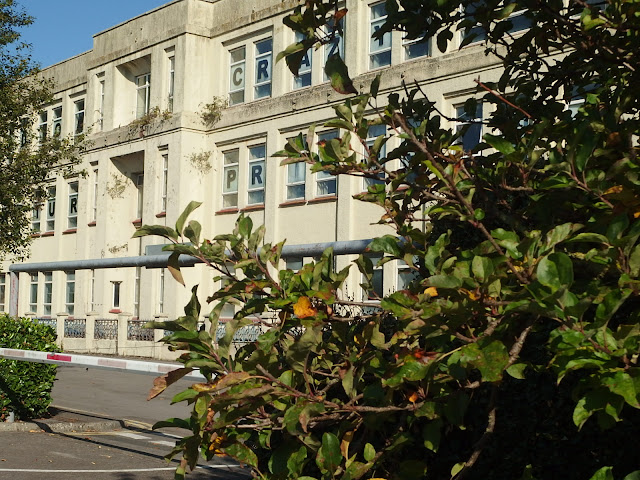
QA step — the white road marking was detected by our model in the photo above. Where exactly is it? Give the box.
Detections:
[114,432,151,440]
[150,440,177,447]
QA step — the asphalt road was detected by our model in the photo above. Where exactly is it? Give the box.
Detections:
[51,364,196,427]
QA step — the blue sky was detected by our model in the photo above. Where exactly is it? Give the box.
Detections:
[19,0,170,67]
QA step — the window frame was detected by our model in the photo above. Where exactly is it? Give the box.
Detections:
[222,149,240,208]
[369,1,392,70]
[43,272,53,316]
[363,123,387,191]
[227,33,273,105]
[453,101,483,154]
[136,73,151,119]
[167,55,175,112]
[46,186,56,232]
[65,271,75,316]
[161,154,169,212]
[67,181,79,229]
[0,273,6,313]
[29,273,38,314]
[316,130,339,197]
[52,106,62,138]
[74,99,85,136]
[38,112,48,143]
[247,144,266,206]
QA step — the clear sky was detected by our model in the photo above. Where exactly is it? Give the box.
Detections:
[18,0,171,68]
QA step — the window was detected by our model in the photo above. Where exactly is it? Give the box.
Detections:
[247,144,266,205]
[90,269,96,312]
[220,276,235,319]
[136,73,151,119]
[167,55,175,112]
[229,46,246,105]
[159,268,165,314]
[46,186,56,232]
[397,260,419,291]
[161,154,168,212]
[0,273,6,312]
[464,2,531,45]
[403,33,430,60]
[98,79,105,131]
[43,272,53,316]
[65,271,75,316]
[112,281,121,310]
[370,2,391,69]
[32,205,41,233]
[52,106,62,137]
[134,266,141,318]
[363,254,384,300]
[92,169,98,222]
[323,17,345,81]
[38,112,48,143]
[286,162,306,200]
[228,36,273,104]
[222,150,239,208]
[20,118,29,147]
[454,102,483,153]
[364,124,387,190]
[67,182,78,229]
[135,173,144,219]
[74,100,85,136]
[316,130,339,196]
[294,32,312,89]
[29,273,38,313]
[254,39,273,99]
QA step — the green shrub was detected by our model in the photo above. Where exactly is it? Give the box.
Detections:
[0,314,59,421]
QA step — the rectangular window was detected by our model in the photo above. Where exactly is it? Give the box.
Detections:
[363,255,384,300]
[29,273,38,313]
[248,144,266,205]
[39,112,48,143]
[32,205,41,233]
[135,173,144,219]
[222,150,239,208]
[161,154,168,212]
[403,34,430,60]
[134,266,141,318]
[112,281,121,309]
[364,124,387,190]
[159,268,165,314]
[316,130,338,196]
[465,3,531,45]
[98,79,105,131]
[286,257,304,272]
[92,169,98,222]
[0,273,6,312]
[397,260,419,291]
[74,100,85,136]
[65,271,75,316]
[323,18,345,81]
[167,56,175,112]
[20,118,28,147]
[52,106,62,137]
[67,182,78,229]
[90,269,96,312]
[455,103,483,153]
[254,38,273,99]
[46,186,56,232]
[229,46,246,105]
[286,162,306,200]
[136,73,151,119]
[43,272,53,316]
[294,31,312,89]
[370,2,391,69]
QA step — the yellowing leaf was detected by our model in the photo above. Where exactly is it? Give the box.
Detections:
[424,287,438,297]
[293,296,317,318]
[604,185,623,195]
[408,391,419,403]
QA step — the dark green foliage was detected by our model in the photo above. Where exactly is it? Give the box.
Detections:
[0,314,59,421]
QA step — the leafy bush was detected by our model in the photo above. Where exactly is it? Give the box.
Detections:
[139,1,640,479]
[0,315,59,421]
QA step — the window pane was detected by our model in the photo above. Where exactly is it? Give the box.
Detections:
[405,40,429,60]
[288,162,305,184]
[255,39,272,99]
[287,184,305,200]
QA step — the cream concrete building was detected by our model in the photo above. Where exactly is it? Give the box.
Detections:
[0,0,507,356]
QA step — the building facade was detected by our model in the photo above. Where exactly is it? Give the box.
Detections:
[0,0,507,354]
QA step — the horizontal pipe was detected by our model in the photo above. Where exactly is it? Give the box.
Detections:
[9,239,373,273]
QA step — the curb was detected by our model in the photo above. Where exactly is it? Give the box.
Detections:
[0,418,123,433]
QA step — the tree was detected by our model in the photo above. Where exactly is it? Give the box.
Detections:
[0,0,84,259]
[140,1,640,479]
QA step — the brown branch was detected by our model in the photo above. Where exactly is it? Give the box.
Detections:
[475,79,532,119]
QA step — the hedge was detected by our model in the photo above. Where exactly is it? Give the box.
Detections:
[0,314,59,421]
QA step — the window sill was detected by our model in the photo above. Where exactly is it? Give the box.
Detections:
[31,233,41,238]
[132,219,142,227]
[279,199,306,208]
[109,309,121,314]
[63,228,77,235]
[41,231,55,237]
[155,211,166,218]
[241,204,265,212]
[308,195,337,204]
[216,207,239,215]
[87,221,96,227]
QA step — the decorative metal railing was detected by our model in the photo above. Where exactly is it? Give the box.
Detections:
[127,320,154,342]
[94,319,118,340]
[64,318,86,338]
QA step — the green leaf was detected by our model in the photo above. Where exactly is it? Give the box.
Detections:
[364,443,376,462]
[423,418,442,452]
[602,371,640,408]
[459,340,509,382]
[368,235,401,257]
[484,133,515,155]
[370,75,381,98]
[132,224,178,241]
[451,462,465,477]
[175,201,202,237]
[224,442,258,468]
[183,220,202,245]
[325,54,357,95]
[588,466,614,480]
[316,432,343,473]
[427,274,462,289]
[506,363,527,380]
[623,472,640,480]
[472,256,494,283]
[536,252,574,292]
[607,213,629,242]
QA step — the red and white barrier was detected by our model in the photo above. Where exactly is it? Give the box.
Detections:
[0,348,205,380]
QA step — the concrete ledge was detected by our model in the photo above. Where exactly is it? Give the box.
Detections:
[0,418,123,433]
